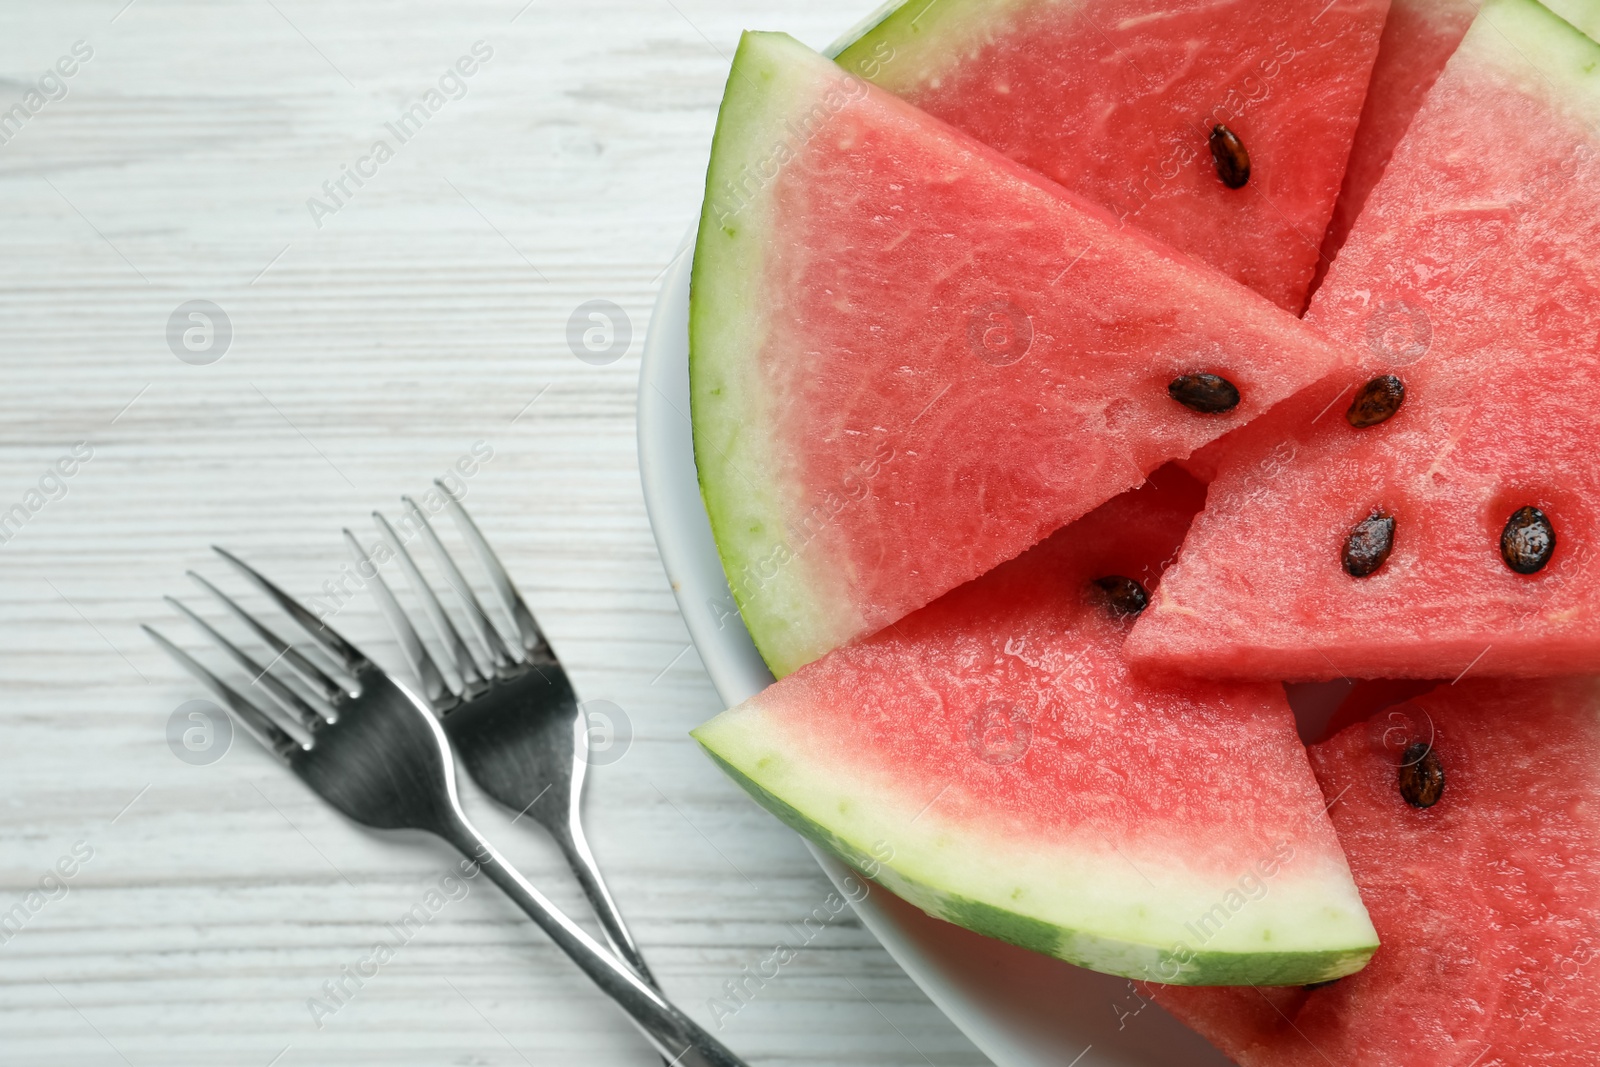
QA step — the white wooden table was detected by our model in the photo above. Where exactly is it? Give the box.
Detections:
[0,2,987,1063]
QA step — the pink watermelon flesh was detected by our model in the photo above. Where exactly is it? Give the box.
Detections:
[1149,676,1600,1064]
[831,0,1391,312]
[693,32,1354,677]
[693,467,1378,985]
[1126,0,1600,681]
[1311,0,1478,290]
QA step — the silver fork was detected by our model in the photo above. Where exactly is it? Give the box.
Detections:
[343,485,658,989]
[145,551,746,1067]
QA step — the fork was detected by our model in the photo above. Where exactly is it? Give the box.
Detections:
[342,484,659,990]
[145,551,747,1067]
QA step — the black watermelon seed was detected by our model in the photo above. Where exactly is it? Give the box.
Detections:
[1168,373,1241,414]
[1093,575,1149,617]
[1345,375,1406,428]
[1302,979,1342,991]
[1209,124,1251,189]
[1398,742,1445,808]
[1501,506,1555,575]
[1342,512,1395,577]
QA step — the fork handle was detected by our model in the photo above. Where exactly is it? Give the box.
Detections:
[551,821,673,1067]
[441,816,748,1067]
[549,815,659,989]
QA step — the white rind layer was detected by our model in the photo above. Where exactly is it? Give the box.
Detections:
[1477,0,1600,103]
[690,33,874,678]
[696,699,1380,985]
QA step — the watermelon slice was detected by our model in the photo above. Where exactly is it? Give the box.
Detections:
[692,31,1353,677]
[693,468,1379,985]
[828,0,1391,312]
[1313,0,1477,279]
[1127,0,1600,681]
[1149,676,1600,1063]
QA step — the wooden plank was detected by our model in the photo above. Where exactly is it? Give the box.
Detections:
[0,2,987,1062]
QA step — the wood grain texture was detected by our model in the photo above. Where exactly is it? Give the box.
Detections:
[0,2,987,1063]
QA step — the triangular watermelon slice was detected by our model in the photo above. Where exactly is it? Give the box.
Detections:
[1127,0,1600,681]
[694,468,1379,986]
[1149,676,1600,1063]
[829,0,1391,311]
[1313,0,1477,280]
[693,31,1353,677]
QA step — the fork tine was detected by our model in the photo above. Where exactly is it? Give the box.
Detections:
[186,571,349,705]
[165,596,327,733]
[434,481,550,658]
[373,511,489,690]
[143,625,301,759]
[342,528,454,709]
[402,496,517,669]
[213,546,367,675]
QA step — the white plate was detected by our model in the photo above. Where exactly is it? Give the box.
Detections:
[637,233,1239,1066]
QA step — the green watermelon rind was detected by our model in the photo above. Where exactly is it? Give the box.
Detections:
[1491,0,1600,103]
[699,746,1061,955]
[1540,0,1600,44]
[694,712,1381,986]
[690,32,869,679]
[1482,0,1600,98]
[827,0,1037,91]
[823,0,903,58]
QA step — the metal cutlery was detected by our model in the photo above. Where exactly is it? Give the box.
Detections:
[345,484,658,988]
[146,548,744,1067]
